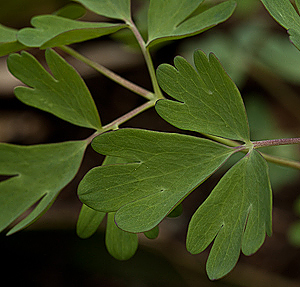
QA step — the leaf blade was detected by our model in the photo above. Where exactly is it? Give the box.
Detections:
[156,50,250,141]
[17,15,128,48]
[76,204,106,239]
[0,140,87,234]
[147,0,236,48]
[106,212,138,260]
[186,150,272,280]
[74,0,131,21]
[261,0,300,50]
[7,49,101,130]
[0,24,27,57]
[78,128,234,232]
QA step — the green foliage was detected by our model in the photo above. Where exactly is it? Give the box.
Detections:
[74,0,131,21]
[78,128,234,233]
[106,212,138,260]
[53,3,87,19]
[187,150,272,280]
[77,156,139,260]
[261,0,300,50]
[0,0,299,282]
[17,15,128,49]
[7,49,101,130]
[0,25,27,56]
[77,204,106,239]
[156,50,250,142]
[0,140,87,235]
[146,0,236,48]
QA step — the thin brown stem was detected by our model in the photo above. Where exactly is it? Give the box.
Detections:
[253,137,300,148]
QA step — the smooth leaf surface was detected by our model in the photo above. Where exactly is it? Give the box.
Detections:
[144,225,159,239]
[187,150,272,280]
[0,140,87,235]
[53,3,87,19]
[106,212,138,260]
[0,24,27,57]
[78,128,234,233]
[156,50,250,142]
[7,49,101,130]
[261,0,300,50]
[147,0,236,48]
[17,15,128,49]
[74,0,131,21]
[77,204,105,239]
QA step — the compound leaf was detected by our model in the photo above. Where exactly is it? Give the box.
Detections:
[0,140,87,235]
[156,50,250,142]
[17,15,128,49]
[77,204,106,239]
[261,0,300,50]
[186,150,272,280]
[7,49,101,130]
[0,24,27,57]
[147,0,236,48]
[74,0,131,21]
[78,128,234,233]
[106,212,138,260]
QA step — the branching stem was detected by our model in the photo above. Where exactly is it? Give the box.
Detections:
[59,45,154,100]
[204,134,300,170]
[86,99,156,144]
[126,19,164,99]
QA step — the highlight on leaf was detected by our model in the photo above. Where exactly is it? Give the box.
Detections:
[186,150,272,280]
[7,49,101,130]
[156,50,250,142]
[78,128,235,233]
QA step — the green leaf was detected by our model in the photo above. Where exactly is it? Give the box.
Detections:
[186,150,272,280]
[167,203,183,218]
[17,15,128,49]
[53,3,87,20]
[106,212,138,260]
[144,225,159,239]
[0,24,27,57]
[7,49,101,130]
[146,0,236,48]
[0,140,87,235]
[260,0,300,30]
[78,128,234,233]
[74,0,131,21]
[261,0,300,50]
[77,204,106,239]
[156,50,250,142]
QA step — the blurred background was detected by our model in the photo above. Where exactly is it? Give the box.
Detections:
[1,0,300,286]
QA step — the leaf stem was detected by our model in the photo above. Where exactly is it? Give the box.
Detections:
[253,137,300,148]
[126,20,164,100]
[58,45,154,100]
[204,134,300,170]
[86,99,156,143]
[259,152,300,170]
